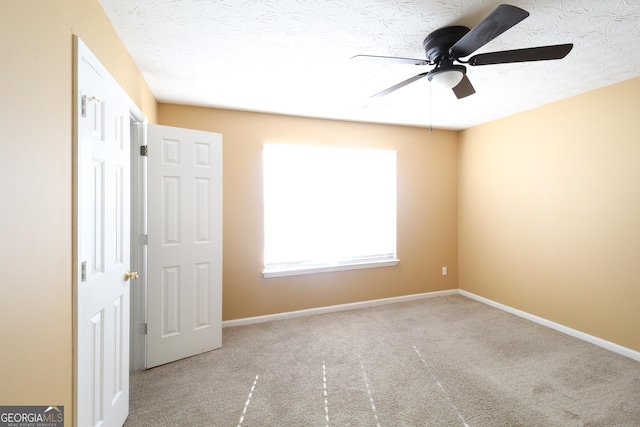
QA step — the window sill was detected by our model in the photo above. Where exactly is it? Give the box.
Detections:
[263,259,399,279]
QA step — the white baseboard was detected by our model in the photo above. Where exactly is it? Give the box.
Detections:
[459,289,640,362]
[222,289,458,328]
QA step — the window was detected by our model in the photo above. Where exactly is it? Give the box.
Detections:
[263,143,398,278]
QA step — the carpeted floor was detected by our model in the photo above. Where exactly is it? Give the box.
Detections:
[125,295,640,426]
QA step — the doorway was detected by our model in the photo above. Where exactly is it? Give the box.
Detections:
[129,124,223,371]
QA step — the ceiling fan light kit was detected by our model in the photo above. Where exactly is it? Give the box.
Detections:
[353,4,573,100]
[427,65,465,89]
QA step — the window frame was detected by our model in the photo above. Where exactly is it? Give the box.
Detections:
[262,143,399,278]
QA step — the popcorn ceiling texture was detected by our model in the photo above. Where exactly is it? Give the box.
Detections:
[100,0,640,129]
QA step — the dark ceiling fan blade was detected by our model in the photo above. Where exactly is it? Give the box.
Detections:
[468,43,573,65]
[450,4,530,58]
[351,54,429,66]
[370,72,429,98]
[452,74,476,99]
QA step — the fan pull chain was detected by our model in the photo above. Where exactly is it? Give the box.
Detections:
[429,80,433,132]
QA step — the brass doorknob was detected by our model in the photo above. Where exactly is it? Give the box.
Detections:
[124,270,139,280]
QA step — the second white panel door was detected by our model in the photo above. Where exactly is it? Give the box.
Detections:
[146,124,223,368]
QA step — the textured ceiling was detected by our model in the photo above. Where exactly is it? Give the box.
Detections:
[99,0,640,130]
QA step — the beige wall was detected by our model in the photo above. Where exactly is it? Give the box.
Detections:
[0,0,156,422]
[459,76,640,352]
[157,105,459,320]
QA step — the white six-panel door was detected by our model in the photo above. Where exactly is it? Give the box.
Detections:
[146,124,222,368]
[75,37,133,427]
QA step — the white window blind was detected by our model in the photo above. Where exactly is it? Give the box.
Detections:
[263,143,398,277]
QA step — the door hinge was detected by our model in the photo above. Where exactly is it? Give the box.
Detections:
[140,323,147,335]
[81,261,87,282]
[141,234,148,245]
[140,145,148,156]
[81,95,102,118]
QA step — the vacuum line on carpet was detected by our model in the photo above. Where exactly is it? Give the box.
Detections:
[237,374,259,427]
[413,345,470,427]
[323,361,329,427]
[358,354,381,427]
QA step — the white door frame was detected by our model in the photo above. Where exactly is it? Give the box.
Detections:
[129,117,147,372]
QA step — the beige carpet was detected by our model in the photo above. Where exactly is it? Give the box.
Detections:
[125,295,640,426]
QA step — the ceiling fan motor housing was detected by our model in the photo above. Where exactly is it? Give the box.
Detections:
[423,26,470,63]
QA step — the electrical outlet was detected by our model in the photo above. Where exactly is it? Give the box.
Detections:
[442,266,448,276]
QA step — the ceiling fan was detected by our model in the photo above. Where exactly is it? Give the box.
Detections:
[352,4,573,100]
